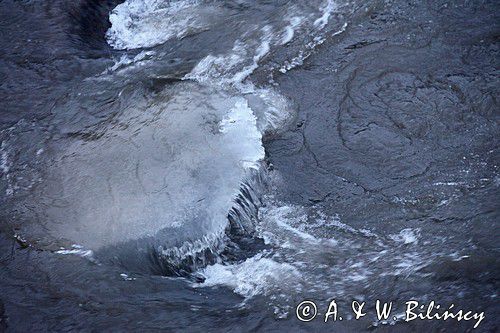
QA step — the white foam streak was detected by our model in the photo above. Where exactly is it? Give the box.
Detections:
[197,253,302,299]
[280,16,304,45]
[314,0,337,29]
[106,0,218,49]
[55,244,95,261]
[279,21,347,74]
[389,228,420,245]
[185,26,273,87]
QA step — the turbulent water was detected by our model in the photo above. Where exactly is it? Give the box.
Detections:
[0,0,499,331]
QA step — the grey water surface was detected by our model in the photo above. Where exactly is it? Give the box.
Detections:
[0,0,499,331]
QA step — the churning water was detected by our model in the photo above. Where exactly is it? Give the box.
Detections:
[0,0,498,331]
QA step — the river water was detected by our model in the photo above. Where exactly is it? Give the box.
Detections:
[0,0,499,331]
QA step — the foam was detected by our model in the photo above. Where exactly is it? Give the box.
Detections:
[314,0,337,29]
[55,244,95,261]
[184,25,274,87]
[197,253,302,299]
[278,22,347,74]
[389,228,420,245]
[280,16,304,45]
[106,0,219,49]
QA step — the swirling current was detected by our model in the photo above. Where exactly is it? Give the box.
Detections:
[0,0,499,331]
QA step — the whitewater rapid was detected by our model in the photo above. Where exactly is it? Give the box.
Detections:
[0,0,357,311]
[1,0,340,290]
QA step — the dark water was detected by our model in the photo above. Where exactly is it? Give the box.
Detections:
[0,0,499,331]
